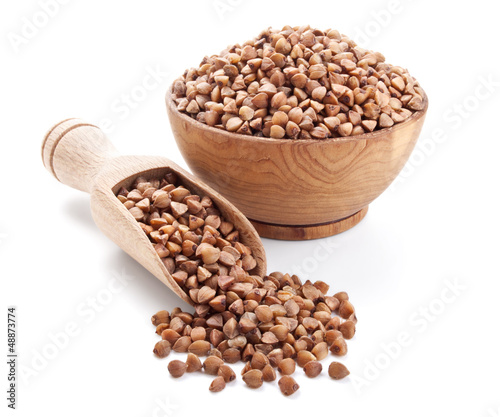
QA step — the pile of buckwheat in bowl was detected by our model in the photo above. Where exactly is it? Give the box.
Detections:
[118,172,357,396]
[170,25,426,139]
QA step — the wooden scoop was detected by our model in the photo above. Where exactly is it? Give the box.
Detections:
[41,118,267,305]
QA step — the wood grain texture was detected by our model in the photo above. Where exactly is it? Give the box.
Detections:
[42,119,118,192]
[166,90,428,238]
[250,207,368,240]
[42,120,267,305]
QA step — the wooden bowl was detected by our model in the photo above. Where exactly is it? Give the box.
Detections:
[166,90,428,240]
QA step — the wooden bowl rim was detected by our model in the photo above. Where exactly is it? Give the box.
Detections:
[166,87,428,145]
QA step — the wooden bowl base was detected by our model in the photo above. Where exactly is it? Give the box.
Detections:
[249,207,368,240]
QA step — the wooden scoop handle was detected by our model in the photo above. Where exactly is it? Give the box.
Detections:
[42,118,118,193]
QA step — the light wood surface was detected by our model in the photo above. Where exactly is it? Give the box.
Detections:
[166,91,428,240]
[42,119,267,305]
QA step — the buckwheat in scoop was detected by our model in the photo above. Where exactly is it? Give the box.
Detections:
[118,172,356,395]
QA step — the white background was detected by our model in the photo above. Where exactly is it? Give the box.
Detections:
[1,1,500,416]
